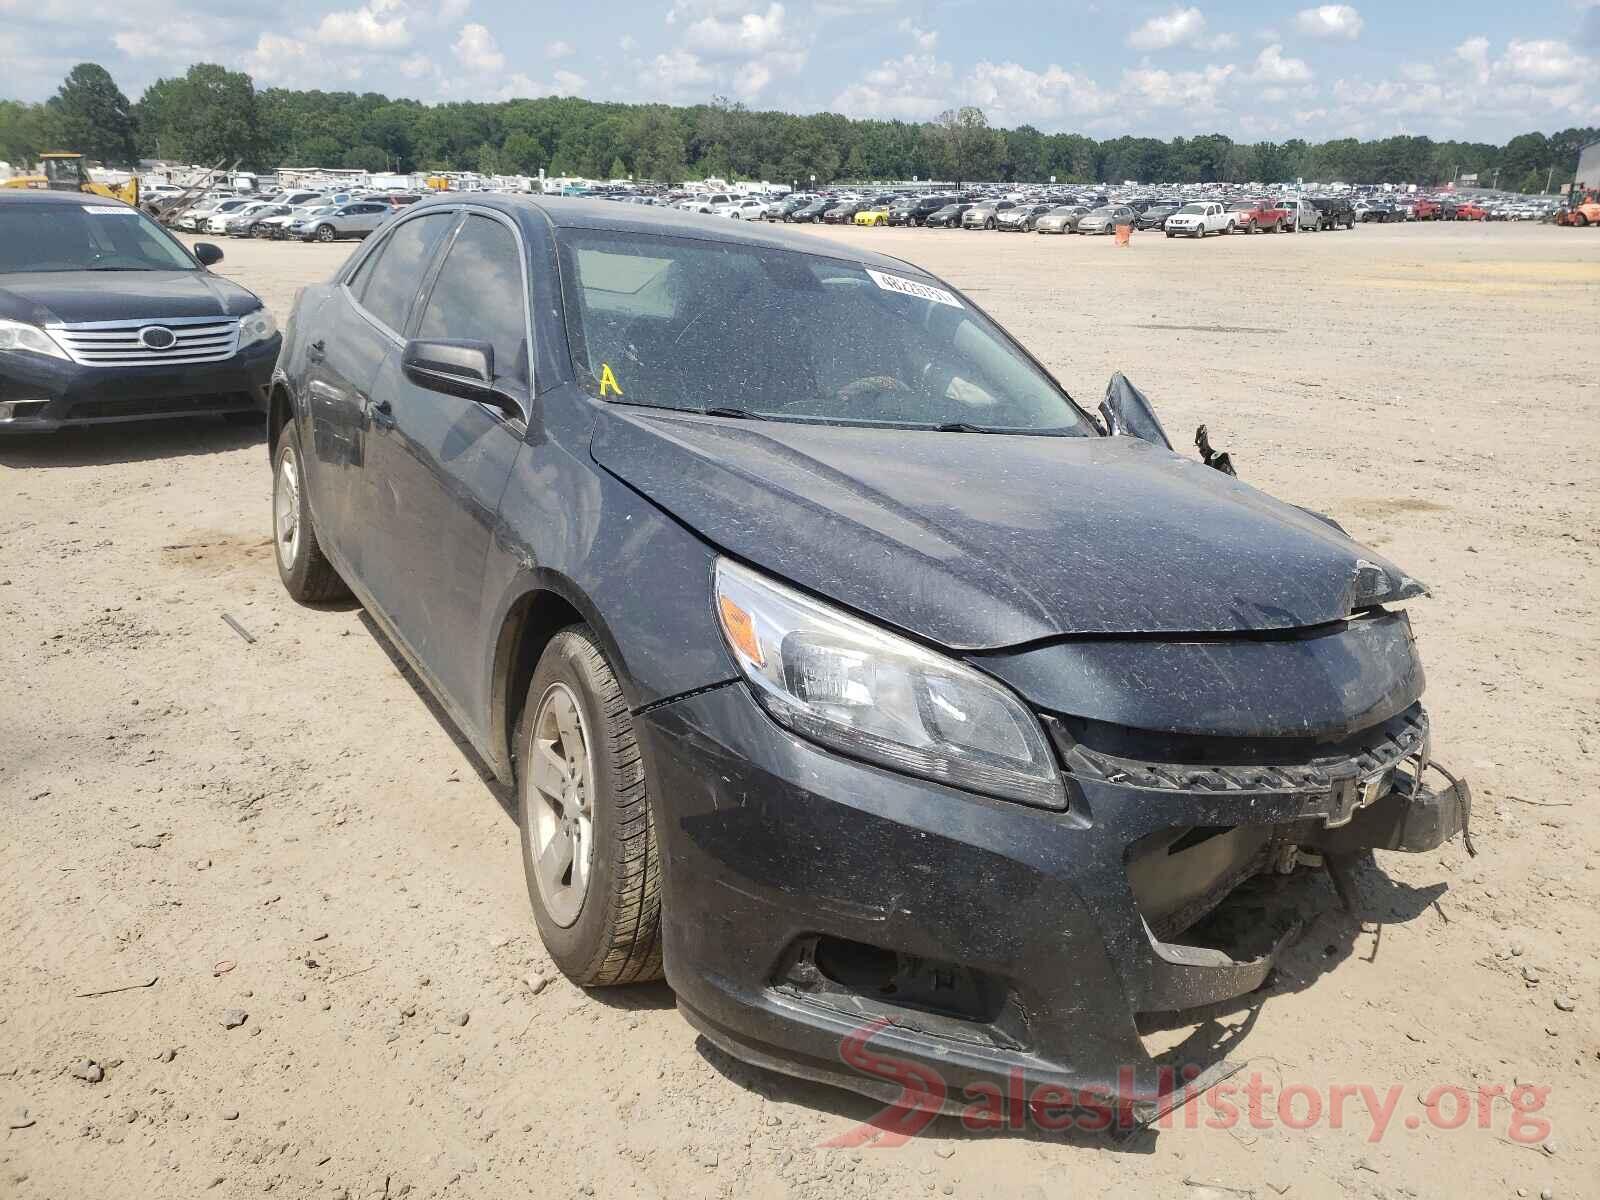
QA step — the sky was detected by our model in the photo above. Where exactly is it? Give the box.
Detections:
[3,0,1599,141]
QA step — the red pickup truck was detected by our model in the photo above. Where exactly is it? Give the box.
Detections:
[1413,198,1443,220]
[1226,200,1290,232]
[1453,202,1488,221]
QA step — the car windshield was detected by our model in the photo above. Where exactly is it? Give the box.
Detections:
[1087,207,1115,217]
[557,230,1094,436]
[0,202,196,273]
[1176,204,1207,215]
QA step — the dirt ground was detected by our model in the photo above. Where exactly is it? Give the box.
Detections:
[3,219,1597,1200]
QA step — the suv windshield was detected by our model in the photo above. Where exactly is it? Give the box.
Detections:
[0,202,197,273]
[558,230,1094,435]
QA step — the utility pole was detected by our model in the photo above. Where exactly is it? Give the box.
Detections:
[1546,165,1555,194]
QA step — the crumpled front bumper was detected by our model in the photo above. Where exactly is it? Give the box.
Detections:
[638,682,1469,1124]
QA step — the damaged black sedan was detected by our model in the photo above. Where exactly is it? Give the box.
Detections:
[269,197,1471,1124]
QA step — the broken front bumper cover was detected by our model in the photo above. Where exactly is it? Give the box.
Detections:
[638,685,1471,1127]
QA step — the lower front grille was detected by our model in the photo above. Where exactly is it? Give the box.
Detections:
[49,315,241,367]
[66,392,256,420]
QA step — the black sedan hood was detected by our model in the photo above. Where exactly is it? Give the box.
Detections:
[0,270,261,326]
[591,408,1420,650]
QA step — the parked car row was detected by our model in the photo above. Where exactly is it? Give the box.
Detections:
[158,188,425,242]
[728,189,1365,238]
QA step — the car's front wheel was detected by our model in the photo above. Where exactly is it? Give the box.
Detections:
[315,224,336,242]
[517,626,663,986]
[272,426,350,603]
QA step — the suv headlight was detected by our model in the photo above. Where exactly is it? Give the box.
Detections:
[237,309,278,349]
[714,559,1063,808]
[0,318,68,360]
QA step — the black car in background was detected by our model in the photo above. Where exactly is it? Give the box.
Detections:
[786,198,833,223]
[822,200,866,224]
[1309,196,1357,229]
[0,190,279,433]
[268,196,1470,1123]
[1137,203,1180,229]
[887,195,951,226]
[923,201,972,227]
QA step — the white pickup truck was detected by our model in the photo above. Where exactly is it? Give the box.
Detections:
[1163,202,1236,238]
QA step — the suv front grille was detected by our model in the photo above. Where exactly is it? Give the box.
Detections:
[49,315,240,367]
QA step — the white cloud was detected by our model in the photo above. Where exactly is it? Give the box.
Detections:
[1126,7,1237,52]
[1128,6,1205,50]
[683,2,788,57]
[496,68,587,100]
[964,61,1114,125]
[831,52,954,119]
[316,2,411,50]
[1499,37,1587,84]
[545,39,575,59]
[1293,5,1363,41]
[636,48,715,94]
[1249,43,1313,83]
[1120,62,1235,108]
[453,22,504,71]
[896,17,938,51]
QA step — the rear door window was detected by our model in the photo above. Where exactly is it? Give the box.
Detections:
[351,211,454,334]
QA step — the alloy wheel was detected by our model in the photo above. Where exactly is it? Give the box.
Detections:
[526,683,595,928]
[274,446,302,570]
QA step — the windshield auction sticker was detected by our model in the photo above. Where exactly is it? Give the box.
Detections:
[82,206,137,215]
[865,269,962,309]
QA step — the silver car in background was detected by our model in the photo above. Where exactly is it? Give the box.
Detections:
[288,201,392,243]
[1035,204,1089,234]
[1077,204,1137,235]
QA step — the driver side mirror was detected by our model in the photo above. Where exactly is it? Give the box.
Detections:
[1098,373,1173,450]
[193,242,224,267]
[401,339,525,422]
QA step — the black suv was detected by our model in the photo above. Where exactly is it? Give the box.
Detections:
[1308,196,1357,230]
[887,195,951,226]
[270,196,1470,1122]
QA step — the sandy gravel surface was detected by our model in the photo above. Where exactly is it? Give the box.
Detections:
[2,219,1597,1200]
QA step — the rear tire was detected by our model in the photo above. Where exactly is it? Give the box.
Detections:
[517,626,663,986]
[272,425,350,604]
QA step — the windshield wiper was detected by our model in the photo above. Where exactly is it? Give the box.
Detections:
[86,265,157,272]
[702,406,760,419]
[933,421,1002,433]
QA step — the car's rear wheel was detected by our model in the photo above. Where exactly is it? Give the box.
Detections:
[272,426,350,604]
[517,626,663,986]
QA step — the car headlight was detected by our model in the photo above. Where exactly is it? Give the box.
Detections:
[0,318,68,361]
[713,559,1063,808]
[237,309,278,349]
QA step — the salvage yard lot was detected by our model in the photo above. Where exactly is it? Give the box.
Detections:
[2,220,1597,1199]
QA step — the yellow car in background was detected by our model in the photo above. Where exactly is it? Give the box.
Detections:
[853,206,890,227]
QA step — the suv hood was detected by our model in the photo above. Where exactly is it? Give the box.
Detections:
[590,408,1420,650]
[0,270,260,325]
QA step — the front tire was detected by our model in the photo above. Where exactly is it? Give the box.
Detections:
[315,224,335,243]
[517,626,663,986]
[273,426,350,604]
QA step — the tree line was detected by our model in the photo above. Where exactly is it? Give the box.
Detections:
[3,62,1595,193]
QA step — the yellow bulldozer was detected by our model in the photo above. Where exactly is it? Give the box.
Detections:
[2,152,139,206]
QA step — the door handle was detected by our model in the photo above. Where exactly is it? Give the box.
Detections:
[306,339,325,363]
[366,396,395,428]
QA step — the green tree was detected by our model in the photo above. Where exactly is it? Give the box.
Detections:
[0,100,61,168]
[608,155,628,179]
[341,143,389,171]
[50,64,137,165]
[137,63,260,166]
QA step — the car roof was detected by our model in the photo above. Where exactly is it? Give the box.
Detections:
[432,194,928,275]
[0,189,134,208]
